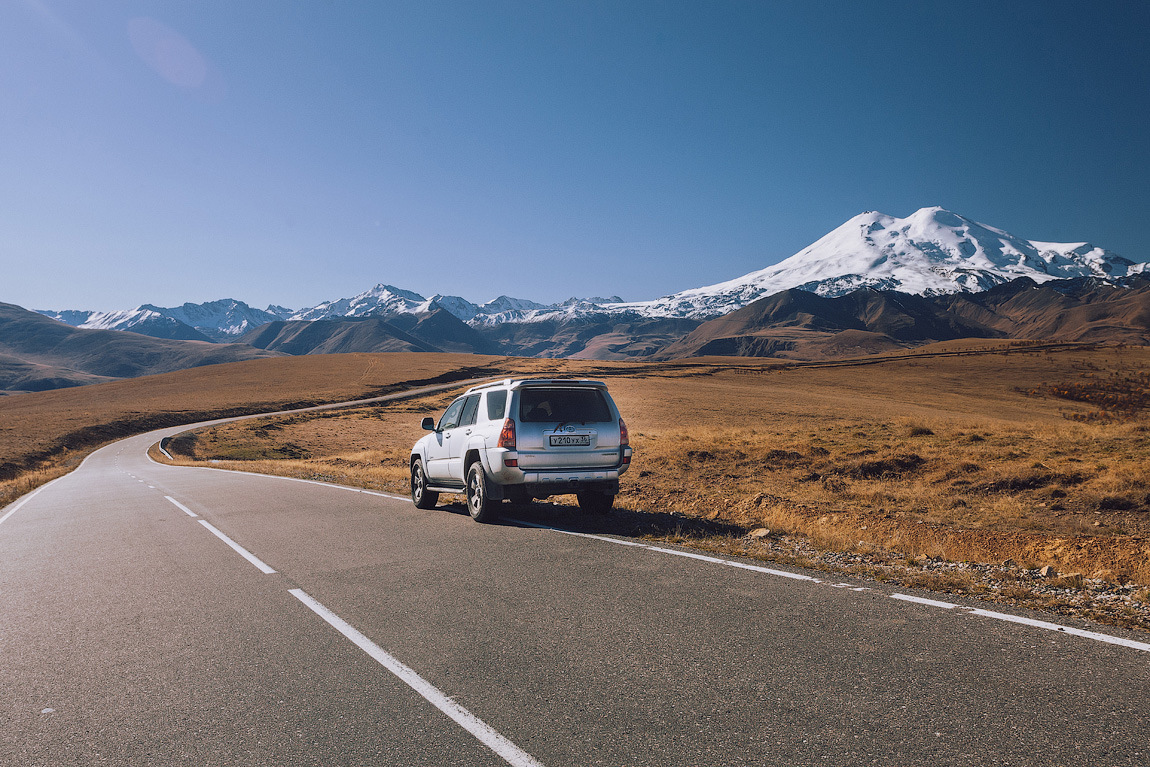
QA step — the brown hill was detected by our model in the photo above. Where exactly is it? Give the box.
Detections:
[385,309,502,354]
[483,316,702,359]
[241,309,505,356]
[240,316,441,355]
[0,302,281,392]
[941,276,1150,344]
[656,288,996,360]
[657,276,1150,360]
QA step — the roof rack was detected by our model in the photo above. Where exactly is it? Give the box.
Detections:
[464,378,607,394]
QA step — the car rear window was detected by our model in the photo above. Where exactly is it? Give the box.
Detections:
[518,388,612,423]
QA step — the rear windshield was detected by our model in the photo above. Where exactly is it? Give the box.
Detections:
[518,388,612,423]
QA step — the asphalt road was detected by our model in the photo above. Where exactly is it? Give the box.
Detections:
[2,413,1149,766]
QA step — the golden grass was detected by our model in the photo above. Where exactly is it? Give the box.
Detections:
[158,343,1150,587]
[0,352,620,499]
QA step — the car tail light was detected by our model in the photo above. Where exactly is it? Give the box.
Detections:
[497,418,516,449]
[619,418,629,446]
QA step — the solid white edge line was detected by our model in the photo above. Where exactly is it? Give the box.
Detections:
[0,488,43,528]
[164,496,198,517]
[507,518,648,546]
[514,520,1150,654]
[719,558,823,582]
[197,520,276,574]
[968,608,1150,653]
[891,593,959,609]
[289,588,545,767]
[0,465,82,529]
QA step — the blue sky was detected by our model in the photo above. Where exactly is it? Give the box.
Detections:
[2,1,1147,311]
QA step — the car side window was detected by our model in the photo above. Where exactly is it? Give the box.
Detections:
[459,395,481,427]
[437,398,465,431]
[486,390,507,420]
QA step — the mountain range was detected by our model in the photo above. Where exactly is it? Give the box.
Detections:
[0,303,279,392]
[39,207,1146,341]
[7,206,1147,391]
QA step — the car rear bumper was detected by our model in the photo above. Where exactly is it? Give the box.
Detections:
[485,447,629,495]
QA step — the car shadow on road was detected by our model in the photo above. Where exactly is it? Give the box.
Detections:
[437,498,749,542]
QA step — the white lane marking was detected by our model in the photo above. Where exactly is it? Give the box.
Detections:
[197,520,276,574]
[289,588,545,767]
[0,467,80,529]
[967,608,1150,652]
[164,496,198,518]
[892,593,958,609]
[510,518,650,547]
[0,488,44,528]
[513,518,1150,654]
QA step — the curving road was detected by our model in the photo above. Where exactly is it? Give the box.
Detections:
[2,401,1149,766]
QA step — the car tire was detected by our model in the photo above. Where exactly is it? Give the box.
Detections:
[466,463,499,523]
[411,459,438,509]
[577,491,614,514]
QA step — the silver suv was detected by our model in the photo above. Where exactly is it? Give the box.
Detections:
[410,378,632,522]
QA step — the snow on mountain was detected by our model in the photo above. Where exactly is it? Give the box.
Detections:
[611,207,1147,319]
[151,300,283,339]
[482,295,549,314]
[417,294,483,321]
[287,283,559,325]
[265,304,295,319]
[40,299,281,341]
[288,284,437,321]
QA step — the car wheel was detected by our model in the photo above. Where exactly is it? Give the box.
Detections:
[577,491,614,514]
[411,459,438,509]
[466,463,499,523]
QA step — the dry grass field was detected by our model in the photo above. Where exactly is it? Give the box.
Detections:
[152,343,1150,629]
[6,344,1149,629]
[0,353,525,505]
[0,351,671,507]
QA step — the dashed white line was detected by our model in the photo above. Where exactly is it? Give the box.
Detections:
[290,588,545,767]
[164,496,198,517]
[197,520,276,574]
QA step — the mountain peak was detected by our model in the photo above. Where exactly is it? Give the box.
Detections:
[608,207,1145,319]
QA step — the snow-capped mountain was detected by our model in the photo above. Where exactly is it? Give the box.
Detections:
[287,284,555,325]
[287,284,428,322]
[40,299,285,342]
[612,207,1147,319]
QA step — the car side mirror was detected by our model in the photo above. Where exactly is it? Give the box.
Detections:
[421,416,436,431]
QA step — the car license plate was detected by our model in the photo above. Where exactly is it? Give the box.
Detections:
[550,434,591,447]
